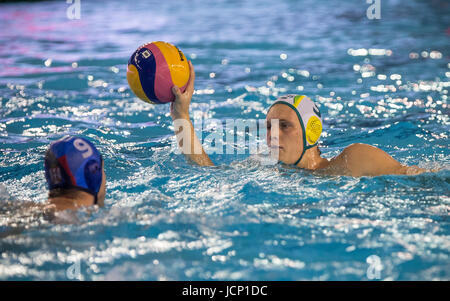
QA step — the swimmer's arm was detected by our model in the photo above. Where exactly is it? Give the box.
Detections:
[338,143,427,176]
[170,61,214,167]
[172,116,214,166]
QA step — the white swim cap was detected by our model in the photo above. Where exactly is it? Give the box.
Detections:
[268,95,323,165]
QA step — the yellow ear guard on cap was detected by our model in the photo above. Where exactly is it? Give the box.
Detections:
[268,94,323,165]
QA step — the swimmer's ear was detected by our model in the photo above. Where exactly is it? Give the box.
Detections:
[84,160,102,194]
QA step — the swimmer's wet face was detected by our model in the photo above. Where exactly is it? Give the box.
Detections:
[266,103,304,164]
[266,94,323,166]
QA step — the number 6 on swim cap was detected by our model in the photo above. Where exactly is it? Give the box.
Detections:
[127,41,190,104]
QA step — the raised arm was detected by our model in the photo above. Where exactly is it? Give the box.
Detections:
[170,61,214,166]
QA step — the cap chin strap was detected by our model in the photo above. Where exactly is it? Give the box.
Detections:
[293,144,316,166]
[294,149,306,166]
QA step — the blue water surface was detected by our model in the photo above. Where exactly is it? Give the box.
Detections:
[0,0,449,280]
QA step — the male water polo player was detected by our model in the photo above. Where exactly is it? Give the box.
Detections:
[44,136,106,211]
[170,62,430,176]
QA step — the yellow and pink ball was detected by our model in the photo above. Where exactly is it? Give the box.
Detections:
[127,41,190,104]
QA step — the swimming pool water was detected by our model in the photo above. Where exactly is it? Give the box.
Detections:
[0,0,449,280]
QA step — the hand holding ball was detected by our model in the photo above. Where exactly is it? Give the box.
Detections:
[127,41,190,104]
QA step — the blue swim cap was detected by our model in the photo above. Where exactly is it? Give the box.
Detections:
[44,136,103,204]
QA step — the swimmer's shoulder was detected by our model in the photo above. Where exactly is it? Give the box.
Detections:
[338,143,380,161]
[0,199,65,223]
[327,143,405,177]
